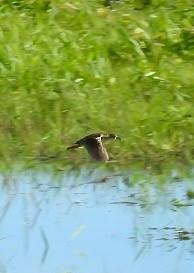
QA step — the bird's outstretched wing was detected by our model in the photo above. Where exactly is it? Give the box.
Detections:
[83,138,109,162]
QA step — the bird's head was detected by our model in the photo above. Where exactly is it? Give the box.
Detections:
[102,133,121,141]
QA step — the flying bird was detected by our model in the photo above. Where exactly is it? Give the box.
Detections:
[67,133,121,162]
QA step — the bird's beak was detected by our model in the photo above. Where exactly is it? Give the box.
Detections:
[116,135,121,140]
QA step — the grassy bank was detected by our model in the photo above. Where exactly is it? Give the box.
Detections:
[0,0,194,166]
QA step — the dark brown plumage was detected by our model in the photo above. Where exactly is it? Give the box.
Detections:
[67,133,121,162]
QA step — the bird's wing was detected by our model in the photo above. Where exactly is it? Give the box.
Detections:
[83,138,109,162]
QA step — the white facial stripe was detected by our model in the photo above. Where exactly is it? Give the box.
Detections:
[96,136,102,141]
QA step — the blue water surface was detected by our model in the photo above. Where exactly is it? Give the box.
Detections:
[0,168,194,273]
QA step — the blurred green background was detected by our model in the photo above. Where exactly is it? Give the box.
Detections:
[0,0,194,166]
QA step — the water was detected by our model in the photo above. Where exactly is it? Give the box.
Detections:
[0,168,194,273]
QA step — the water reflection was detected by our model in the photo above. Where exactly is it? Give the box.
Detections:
[0,168,194,273]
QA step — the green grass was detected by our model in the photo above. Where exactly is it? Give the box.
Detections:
[0,0,194,167]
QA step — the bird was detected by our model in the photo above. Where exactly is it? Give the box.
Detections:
[67,133,121,162]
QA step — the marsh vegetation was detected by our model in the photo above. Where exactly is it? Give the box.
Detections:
[0,0,194,167]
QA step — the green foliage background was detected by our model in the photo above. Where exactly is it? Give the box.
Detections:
[0,0,194,166]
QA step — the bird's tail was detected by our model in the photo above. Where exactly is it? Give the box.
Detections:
[67,144,80,150]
